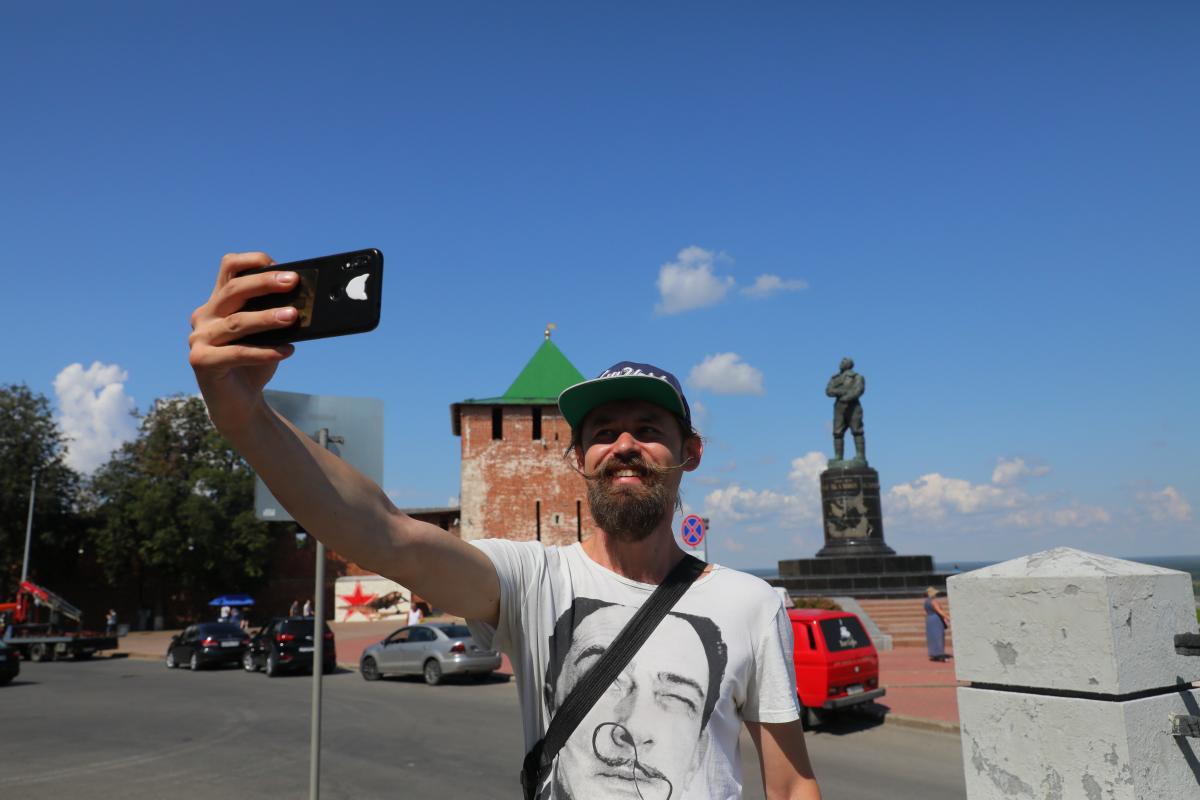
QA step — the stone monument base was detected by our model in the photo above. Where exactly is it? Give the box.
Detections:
[770,553,951,599]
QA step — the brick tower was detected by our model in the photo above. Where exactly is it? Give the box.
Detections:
[450,328,597,545]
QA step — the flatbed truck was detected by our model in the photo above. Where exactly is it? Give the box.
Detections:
[1,580,118,662]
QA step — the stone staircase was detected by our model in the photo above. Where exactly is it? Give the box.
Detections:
[855,598,953,649]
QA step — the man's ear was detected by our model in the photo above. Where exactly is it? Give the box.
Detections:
[681,434,703,472]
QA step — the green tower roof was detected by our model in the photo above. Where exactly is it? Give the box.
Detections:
[450,333,587,435]
[501,339,586,402]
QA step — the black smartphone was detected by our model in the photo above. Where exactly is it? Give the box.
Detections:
[235,248,384,346]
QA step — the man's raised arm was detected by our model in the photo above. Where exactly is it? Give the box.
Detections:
[188,251,500,626]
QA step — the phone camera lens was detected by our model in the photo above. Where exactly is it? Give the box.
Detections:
[328,288,341,302]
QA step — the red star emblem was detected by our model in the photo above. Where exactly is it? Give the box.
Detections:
[338,581,378,621]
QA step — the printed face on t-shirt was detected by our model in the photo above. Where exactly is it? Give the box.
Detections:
[551,604,709,800]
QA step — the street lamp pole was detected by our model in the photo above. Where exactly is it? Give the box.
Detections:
[20,469,38,584]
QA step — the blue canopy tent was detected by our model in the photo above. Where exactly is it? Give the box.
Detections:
[209,594,255,607]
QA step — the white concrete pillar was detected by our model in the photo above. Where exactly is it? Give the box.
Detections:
[948,547,1200,799]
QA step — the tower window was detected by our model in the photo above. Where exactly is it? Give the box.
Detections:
[536,500,541,541]
[492,407,503,440]
[531,407,542,440]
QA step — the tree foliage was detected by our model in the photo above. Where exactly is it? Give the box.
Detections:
[0,384,80,594]
[88,395,272,611]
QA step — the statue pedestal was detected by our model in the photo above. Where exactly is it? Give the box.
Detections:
[815,464,894,557]
[770,461,950,598]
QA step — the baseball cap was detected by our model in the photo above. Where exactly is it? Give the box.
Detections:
[558,361,692,431]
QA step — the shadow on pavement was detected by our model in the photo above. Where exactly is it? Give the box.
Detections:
[805,704,887,737]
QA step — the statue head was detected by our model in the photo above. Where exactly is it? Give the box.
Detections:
[839,357,854,372]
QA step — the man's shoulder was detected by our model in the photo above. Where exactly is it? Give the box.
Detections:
[706,565,782,605]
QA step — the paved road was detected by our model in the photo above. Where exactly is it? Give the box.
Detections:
[1,656,965,798]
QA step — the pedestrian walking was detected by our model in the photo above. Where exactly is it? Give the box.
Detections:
[188,251,821,799]
[288,599,300,617]
[406,600,423,626]
[105,608,118,636]
[302,598,313,617]
[925,586,951,661]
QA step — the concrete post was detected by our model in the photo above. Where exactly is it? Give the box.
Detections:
[948,547,1200,799]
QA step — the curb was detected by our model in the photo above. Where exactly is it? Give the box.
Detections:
[881,713,960,734]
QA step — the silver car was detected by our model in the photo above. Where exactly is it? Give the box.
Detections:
[359,623,502,685]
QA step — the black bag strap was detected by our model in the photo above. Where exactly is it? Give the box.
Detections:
[520,553,706,799]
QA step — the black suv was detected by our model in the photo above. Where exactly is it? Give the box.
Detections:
[243,617,336,677]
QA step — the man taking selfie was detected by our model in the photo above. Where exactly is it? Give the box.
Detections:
[189,251,820,799]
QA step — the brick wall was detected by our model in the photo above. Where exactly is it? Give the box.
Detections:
[459,404,596,545]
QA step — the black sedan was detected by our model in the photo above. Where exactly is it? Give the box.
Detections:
[0,640,19,685]
[243,617,336,677]
[165,622,249,670]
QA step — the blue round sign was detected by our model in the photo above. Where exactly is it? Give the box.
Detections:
[681,514,705,547]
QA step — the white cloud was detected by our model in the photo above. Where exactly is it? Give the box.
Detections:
[741,274,808,298]
[1003,505,1112,529]
[655,246,734,314]
[688,353,765,395]
[888,456,1114,533]
[701,451,826,526]
[888,473,1013,519]
[1137,486,1193,522]
[992,457,1050,486]
[722,537,746,552]
[787,451,827,507]
[53,362,138,474]
[704,485,799,521]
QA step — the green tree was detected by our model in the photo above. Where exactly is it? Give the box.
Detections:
[0,384,80,595]
[88,395,272,622]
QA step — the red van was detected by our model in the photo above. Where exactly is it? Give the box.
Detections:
[788,608,885,727]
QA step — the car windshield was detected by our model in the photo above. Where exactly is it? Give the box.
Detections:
[439,625,472,639]
[817,617,870,652]
[201,623,246,637]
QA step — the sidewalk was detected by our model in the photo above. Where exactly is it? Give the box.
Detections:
[113,624,957,731]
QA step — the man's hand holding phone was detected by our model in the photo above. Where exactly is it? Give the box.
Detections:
[188,248,383,437]
[188,252,300,436]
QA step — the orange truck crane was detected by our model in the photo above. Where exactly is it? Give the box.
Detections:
[0,580,119,662]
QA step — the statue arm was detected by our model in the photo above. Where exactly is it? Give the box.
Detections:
[824,375,842,398]
[844,374,864,401]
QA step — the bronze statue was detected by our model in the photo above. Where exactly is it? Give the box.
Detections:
[825,357,865,463]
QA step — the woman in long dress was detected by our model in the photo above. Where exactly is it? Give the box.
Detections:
[924,586,951,661]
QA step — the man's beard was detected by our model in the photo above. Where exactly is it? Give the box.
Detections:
[585,454,677,543]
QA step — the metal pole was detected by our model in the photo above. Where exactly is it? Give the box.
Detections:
[308,429,329,800]
[20,469,37,583]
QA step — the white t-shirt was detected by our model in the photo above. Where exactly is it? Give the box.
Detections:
[467,540,800,800]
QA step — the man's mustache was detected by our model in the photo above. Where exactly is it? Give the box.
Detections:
[579,454,692,483]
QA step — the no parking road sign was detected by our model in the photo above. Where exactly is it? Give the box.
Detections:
[681,514,706,548]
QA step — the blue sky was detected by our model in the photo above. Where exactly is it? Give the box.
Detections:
[2,2,1196,569]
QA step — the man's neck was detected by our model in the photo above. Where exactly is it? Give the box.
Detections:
[581,526,686,584]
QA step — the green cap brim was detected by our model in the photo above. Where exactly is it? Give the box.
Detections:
[558,375,687,430]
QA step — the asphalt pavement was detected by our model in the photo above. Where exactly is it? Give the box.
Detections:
[119,617,963,730]
[2,655,966,799]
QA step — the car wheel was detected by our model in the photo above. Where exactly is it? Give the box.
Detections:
[29,643,50,662]
[242,651,256,672]
[266,653,279,678]
[423,658,442,686]
[360,656,380,681]
[189,653,200,671]
[0,675,11,686]
[166,651,177,669]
